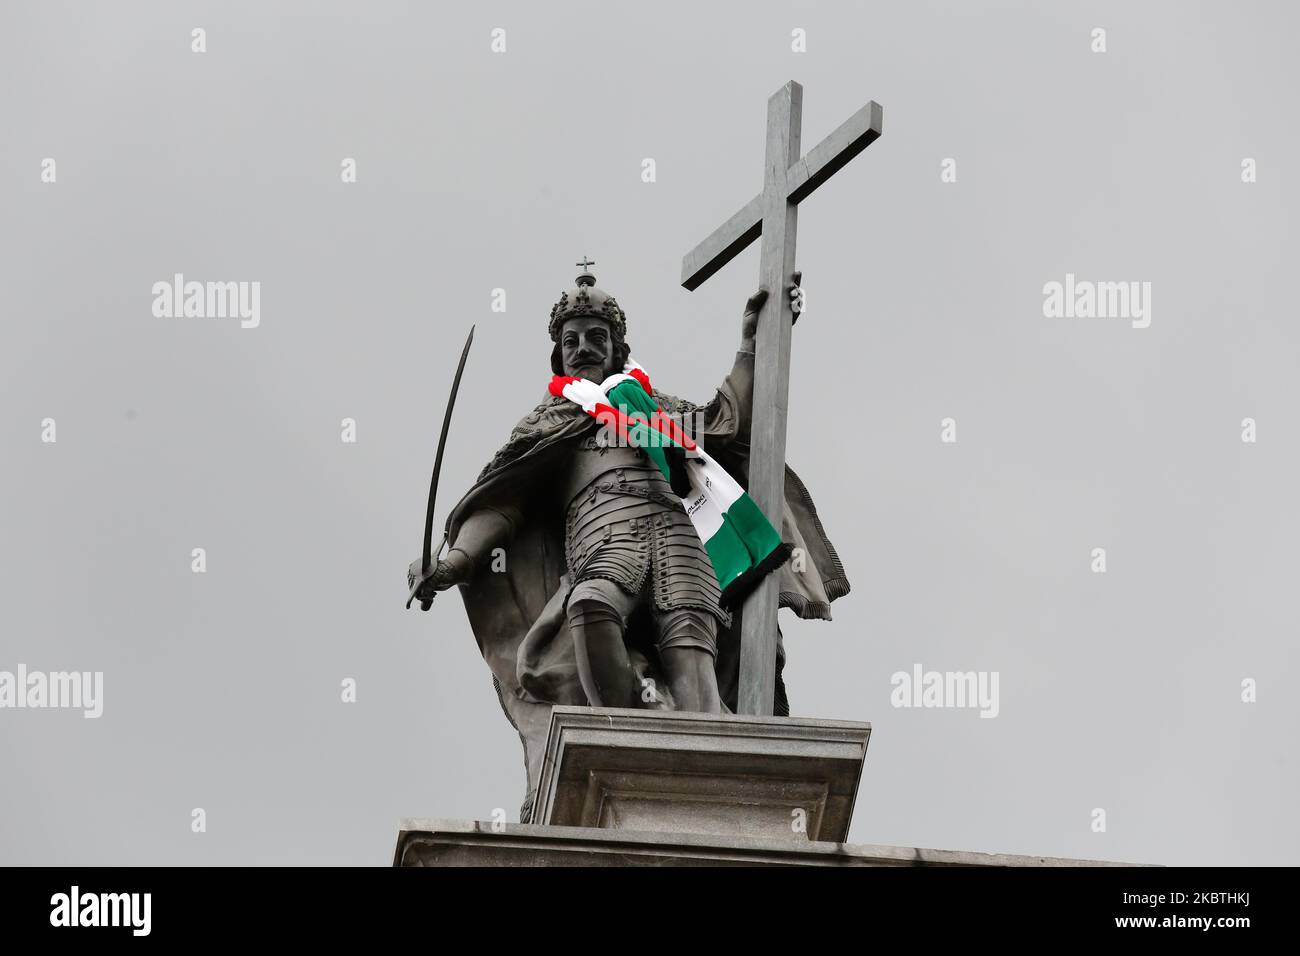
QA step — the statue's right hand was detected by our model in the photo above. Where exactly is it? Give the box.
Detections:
[407,550,473,606]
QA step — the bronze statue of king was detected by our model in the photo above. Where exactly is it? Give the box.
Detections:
[407,264,849,818]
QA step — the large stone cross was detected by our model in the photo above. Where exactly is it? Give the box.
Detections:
[680,81,883,716]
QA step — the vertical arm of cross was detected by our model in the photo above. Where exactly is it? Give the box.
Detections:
[681,82,881,715]
[738,81,803,717]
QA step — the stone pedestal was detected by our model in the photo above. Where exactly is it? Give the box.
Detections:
[530,706,870,842]
[395,706,1135,866]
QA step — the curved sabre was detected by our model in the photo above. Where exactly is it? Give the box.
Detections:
[406,324,475,610]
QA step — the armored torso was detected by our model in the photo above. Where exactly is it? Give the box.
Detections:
[562,430,727,625]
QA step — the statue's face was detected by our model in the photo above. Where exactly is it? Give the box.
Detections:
[560,316,618,383]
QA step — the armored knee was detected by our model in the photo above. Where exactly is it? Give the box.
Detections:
[566,578,629,633]
[655,607,719,657]
[567,598,623,634]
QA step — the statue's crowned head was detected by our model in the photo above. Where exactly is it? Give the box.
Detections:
[549,260,631,383]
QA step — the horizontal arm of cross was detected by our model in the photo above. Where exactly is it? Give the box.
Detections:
[680,100,883,290]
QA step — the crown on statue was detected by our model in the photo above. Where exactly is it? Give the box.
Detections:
[548,259,627,342]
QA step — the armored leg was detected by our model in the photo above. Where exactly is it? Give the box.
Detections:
[566,578,637,708]
[655,607,724,714]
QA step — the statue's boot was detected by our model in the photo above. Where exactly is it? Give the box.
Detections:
[567,597,636,708]
[660,646,724,714]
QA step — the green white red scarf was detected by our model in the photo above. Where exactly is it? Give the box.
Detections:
[549,360,791,609]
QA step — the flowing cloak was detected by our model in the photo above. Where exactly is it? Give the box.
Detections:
[442,364,850,820]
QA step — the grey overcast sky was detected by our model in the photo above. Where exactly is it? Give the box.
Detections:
[1,0,1296,865]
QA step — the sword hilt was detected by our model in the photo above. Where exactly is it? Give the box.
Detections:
[405,579,435,611]
[405,535,448,612]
